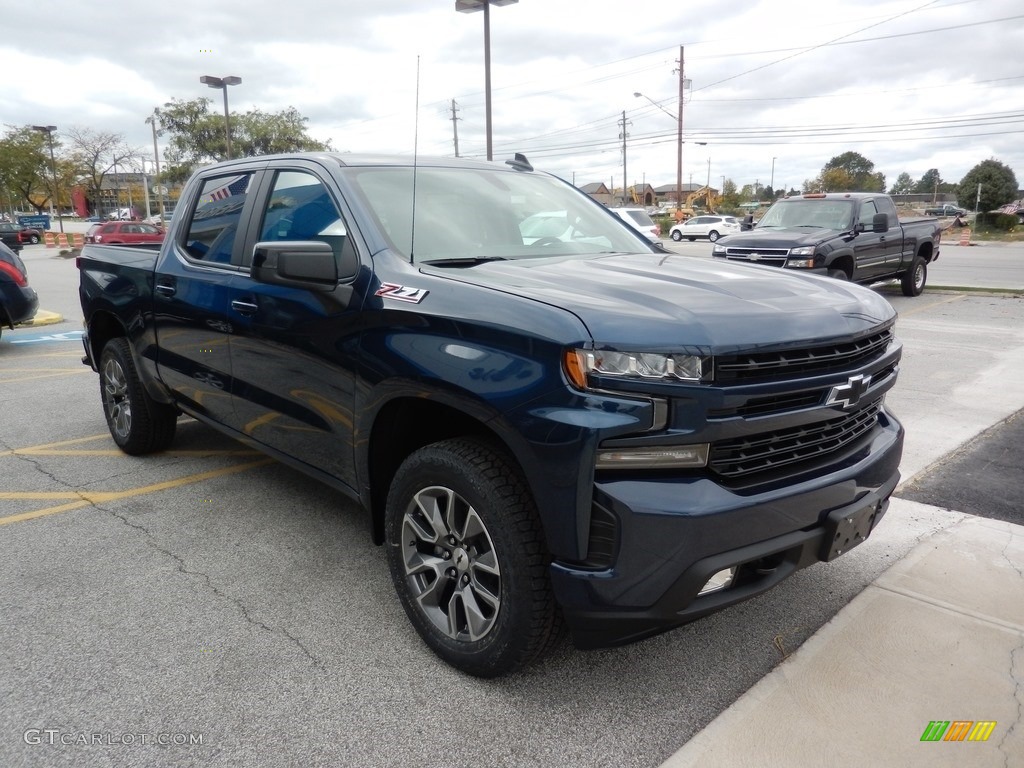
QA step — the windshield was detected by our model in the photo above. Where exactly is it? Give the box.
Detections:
[344,166,651,262]
[756,199,855,230]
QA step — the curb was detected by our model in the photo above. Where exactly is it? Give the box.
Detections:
[23,310,64,327]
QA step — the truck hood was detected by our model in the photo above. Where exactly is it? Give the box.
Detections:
[428,252,894,351]
[719,227,847,249]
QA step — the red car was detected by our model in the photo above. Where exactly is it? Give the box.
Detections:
[85,222,165,245]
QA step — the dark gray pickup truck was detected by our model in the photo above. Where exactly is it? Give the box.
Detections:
[713,192,941,296]
[78,153,905,676]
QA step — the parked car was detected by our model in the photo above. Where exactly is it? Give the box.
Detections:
[84,215,104,223]
[712,192,942,296]
[85,221,165,245]
[670,215,741,242]
[15,225,43,244]
[0,241,39,340]
[608,207,661,242]
[0,222,29,250]
[923,204,966,217]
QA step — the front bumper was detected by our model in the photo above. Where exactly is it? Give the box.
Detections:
[551,409,904,649]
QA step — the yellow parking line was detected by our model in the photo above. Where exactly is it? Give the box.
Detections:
[0,458,273,526]
[0,434,112,457]
[898,294,964,317]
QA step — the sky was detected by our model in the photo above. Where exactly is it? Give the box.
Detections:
[3,0,1022,200]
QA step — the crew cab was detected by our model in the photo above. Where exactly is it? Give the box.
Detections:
[712,192,941,296]
[78,154,905,676]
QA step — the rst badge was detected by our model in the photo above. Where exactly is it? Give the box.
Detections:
[375,283,429,303]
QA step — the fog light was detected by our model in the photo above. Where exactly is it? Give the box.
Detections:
[698,567,736,596]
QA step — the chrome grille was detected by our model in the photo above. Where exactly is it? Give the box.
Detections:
[708,399,882,479]
[722,247,789,267]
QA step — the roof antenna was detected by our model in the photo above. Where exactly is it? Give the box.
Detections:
[506,152,533,172]
[409,55,420,264]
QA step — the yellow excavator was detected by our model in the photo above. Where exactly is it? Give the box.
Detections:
[672,185,720,221]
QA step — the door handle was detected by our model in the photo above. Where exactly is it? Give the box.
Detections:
[155,283,176,297]
[231,299,258,315]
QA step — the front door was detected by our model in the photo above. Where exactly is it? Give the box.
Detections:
[225,166,366,488]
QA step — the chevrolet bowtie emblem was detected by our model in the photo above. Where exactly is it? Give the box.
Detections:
[826,374,872,409]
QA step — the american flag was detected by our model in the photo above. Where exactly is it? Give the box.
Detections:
[200,174,250,205]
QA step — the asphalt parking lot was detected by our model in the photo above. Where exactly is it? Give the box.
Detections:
[2,249,1024,766]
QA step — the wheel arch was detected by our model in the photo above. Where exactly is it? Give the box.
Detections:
[824,251,854,278]
[364,394,528,546]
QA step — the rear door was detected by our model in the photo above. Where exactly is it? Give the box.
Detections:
[151,168,264,425]
[224,161,367,487]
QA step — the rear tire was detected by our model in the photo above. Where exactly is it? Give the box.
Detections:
[901,256,927,297]
[687,236,696,241]
[99,338,178,455]
[708,230,720,242]
[385,437,562,677]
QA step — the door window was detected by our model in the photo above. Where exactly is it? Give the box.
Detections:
[255,170,356,277]
[183,173,255,264]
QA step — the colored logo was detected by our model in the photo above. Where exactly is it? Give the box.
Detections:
[920,720,997,742]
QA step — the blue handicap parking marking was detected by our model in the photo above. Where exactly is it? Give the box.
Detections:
[8,330,85,344]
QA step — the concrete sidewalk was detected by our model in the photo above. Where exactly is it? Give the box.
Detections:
[662,502,1023,767]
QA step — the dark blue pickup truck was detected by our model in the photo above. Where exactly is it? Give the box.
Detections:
[78,153,904,676]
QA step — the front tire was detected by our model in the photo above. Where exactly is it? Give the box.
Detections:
[827,268,849,281]
[29,234,40,244]
[901,256,927,296]
[671,230,683,241]
[385,437,562,677]
[99,338,178,455]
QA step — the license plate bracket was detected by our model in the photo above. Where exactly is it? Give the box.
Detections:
[821,502,877,561]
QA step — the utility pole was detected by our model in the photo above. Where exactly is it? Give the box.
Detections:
[676,46,685,215]
[619,110,631,206]
[450,99,462,157]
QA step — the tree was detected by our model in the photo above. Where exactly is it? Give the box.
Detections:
[0,126,49,212]
[889,172,914,196]
[156,98,331,179]
[820,152,885,192]
[956,158,1018,215]
[915,168,942,195]
[65,127,135,217]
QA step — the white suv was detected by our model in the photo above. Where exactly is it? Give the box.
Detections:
[670,215,740,242]
[608,207,661,242]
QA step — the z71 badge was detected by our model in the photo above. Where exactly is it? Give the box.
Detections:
[374,283,429,303]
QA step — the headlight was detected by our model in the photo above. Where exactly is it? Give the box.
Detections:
[790,246,814,256]
[712,244,726,256]
[787,258,814,268]
[564,348,710,388]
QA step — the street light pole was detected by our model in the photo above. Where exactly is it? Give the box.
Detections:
[31,125,64,234]
[455,0,518,161]
[200,75,242,159]
[145,114,165,218]
[770,157,777,198]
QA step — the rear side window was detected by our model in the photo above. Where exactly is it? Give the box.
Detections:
[624,210,655,227]
[183,173,255,264]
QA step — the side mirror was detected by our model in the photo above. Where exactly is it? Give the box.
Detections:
[251,240,338,291]
[872,212,889,233]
